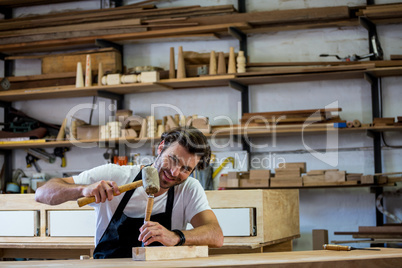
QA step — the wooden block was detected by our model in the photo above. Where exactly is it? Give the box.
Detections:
[166,116,179,131]
[77,125,99,140]
[373,117,395,126]
[302,175,325,183]
[377,175,388,184]
[346,173,362,182]
[306,170,326,175]
[303,181,358,186]
[361,175,374,184]
[270,177,302,187]
[239,178,269,188]
[132,245,208,261]
[218,175,227,188]
[42,49,121,74]
[227,171,249,180]
[192,117,211,133]
[140,71,159,82]
[226,178,239,188]
[324,170,345,182]
[249,169,271,180]
[279,162,306,173]
[209,50,217,75]
[312,229,328,250]
[275,168,301,177]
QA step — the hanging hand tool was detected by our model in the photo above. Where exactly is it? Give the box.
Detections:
[54,147,70,167]
[77,166,160,207]
[320,36,383,61]
[25,148,56,163]
[26,154,41,172]
[323,244,380,251]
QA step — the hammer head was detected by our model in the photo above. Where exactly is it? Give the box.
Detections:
[142,166,160,195]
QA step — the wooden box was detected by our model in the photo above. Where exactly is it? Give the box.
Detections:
[205,189,300,247]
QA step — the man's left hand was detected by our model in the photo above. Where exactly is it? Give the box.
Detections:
[139,221,180,246]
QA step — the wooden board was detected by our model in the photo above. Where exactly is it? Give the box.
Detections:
[324,170,346,182]
[239,178,269,188]
[42,50,122,74]
[132,246,208,261]
[303,181,358,187]
[2,248,401,267]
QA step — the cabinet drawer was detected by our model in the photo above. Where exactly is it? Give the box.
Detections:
[187,208,256,237]
[48,210,95,237]
[0,211,38,236]
[213,208,256,236]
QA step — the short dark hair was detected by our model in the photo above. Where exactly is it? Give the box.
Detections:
[160,126,211,170]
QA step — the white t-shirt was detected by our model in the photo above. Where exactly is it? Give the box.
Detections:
[73,164,211,245]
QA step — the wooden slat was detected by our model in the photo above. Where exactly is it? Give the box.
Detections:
[0,22,250,54]
[186,6,350,26]
[238,63,375,76]
[242,108,342,120]
[0,18,142,38]
[0,0,78,8]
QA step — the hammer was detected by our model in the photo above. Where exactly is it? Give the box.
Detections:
[77,166,160,207]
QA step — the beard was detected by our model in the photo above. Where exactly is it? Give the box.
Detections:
[152,155,183,190]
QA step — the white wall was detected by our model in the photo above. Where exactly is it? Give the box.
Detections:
[3,0,402,250]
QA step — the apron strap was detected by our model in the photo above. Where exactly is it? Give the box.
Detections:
[109,167,143,223]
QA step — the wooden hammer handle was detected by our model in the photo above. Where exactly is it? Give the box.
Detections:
[77,180,143,207]
[323,244,351,251]
[144,195,154,222]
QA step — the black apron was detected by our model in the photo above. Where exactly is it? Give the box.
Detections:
[93,168,175,259]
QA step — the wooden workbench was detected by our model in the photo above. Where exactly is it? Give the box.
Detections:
[0,190,300,259]
[0,248,401,267]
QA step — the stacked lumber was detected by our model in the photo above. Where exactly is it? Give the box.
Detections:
[240,108,345,130]
[0,4,355,55]
[334,225,402,244]
[373,117,395,127]
[0,4,238,54]
[302,169,391,186]
[396,117,402,126]
[0,0,78,8]
[3,48,121,90]
[358,3,402,23]
[219,169,270,188]
[303,169,352,186]
[271,162,305,187]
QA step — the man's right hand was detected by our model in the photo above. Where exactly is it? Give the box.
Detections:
[82,180,121,204]
[35,177,121,206]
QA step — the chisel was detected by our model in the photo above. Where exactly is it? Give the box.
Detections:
[323,244,380,251]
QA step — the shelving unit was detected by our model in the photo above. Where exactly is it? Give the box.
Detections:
[1,2,401,197]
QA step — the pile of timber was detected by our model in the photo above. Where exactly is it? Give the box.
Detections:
[1,3,402,54]
[0,0,76,8]
[0,4,357,54]
[334,225,402,244]
[0,4,238,53]
[357,3,402,23]
[218,164,401,189]
[240,108,345,129]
